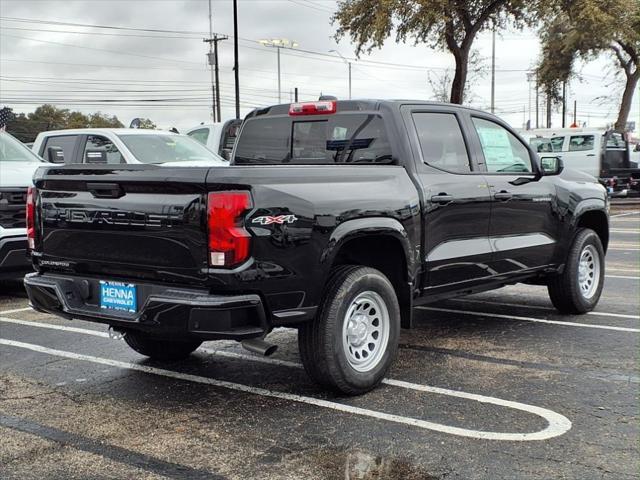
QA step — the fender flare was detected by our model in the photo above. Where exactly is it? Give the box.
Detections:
[320,217,416,329]
[321,217,415,274]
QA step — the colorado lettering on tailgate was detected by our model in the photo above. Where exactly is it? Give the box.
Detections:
[45,208,180,228]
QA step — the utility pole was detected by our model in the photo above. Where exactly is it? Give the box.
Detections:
[546,91,552,128]
[561,80,567,128]
[205,0,216,122]
[535,73,539,128]
[233,0,240,119]
[573,100,577,126]
[203,0,228,123]
[294,87,298,102]
[490,29,496,114]
[526,72,534,130]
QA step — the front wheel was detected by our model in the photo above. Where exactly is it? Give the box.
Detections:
[123,331,202,361]
[547,228,605,314]
[298,266,400,395]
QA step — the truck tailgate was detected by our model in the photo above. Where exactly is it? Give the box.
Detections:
[34,165,215,284]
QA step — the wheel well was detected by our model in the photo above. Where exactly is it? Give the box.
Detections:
[332,235,412,328]
[577,210,609,252]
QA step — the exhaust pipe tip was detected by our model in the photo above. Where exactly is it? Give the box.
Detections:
[241,338,278,357]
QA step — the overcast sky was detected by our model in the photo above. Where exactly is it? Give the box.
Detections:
[1,0,638,132]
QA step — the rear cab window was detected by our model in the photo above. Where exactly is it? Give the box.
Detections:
[234,112,392,165]
[83,135,124,164]
[42,135,78,163]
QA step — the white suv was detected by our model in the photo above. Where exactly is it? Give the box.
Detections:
[0,132,43,280]
[32,128,227,166]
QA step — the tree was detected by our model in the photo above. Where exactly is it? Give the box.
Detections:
[5,105,124,142]
[537,0,639,130]
[427,50,487,103]
[137,118,157,129]
[333,0,536,104]
[87,112,124,128]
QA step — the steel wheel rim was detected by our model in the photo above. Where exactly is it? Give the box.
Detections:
[342,291,390,373]
[578,244,600,299]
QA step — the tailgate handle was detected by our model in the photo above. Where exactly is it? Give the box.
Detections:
[87,183,124,199]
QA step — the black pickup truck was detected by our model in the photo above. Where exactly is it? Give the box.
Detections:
[25,100,609,394]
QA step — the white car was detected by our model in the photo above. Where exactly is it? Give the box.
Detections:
[0,131,44,280]
[32,128,228,166]
[523,128,639,196]
[185,119,242,160]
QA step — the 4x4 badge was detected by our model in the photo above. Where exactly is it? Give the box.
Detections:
[252,214,298,225]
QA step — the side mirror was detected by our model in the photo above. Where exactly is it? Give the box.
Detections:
[46,146,65,163]
[85,149,108,164]
[540,156,564,176]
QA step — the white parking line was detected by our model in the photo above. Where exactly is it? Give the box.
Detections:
[0,307,32,315]
[0,337,571,441]
[450,299,640,320]
[610,211,640,218]
[610,229,640,234]
[416,306,640,332]
[0,317,110,337]
[607,274,640,280]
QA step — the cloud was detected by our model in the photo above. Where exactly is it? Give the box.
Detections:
[0,0,632,131]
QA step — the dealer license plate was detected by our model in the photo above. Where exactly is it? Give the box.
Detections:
[100,281,137,313]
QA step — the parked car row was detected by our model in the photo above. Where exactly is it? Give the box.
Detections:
[1,123,234,285]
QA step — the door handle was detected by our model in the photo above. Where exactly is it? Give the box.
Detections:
[431,193,453,204]
[494,190,513,201]
[586,154,596,157]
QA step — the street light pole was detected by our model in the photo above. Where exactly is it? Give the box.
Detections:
[526,72,534,130]
[277,46,281,103]
[260,39,299,104]
[330,50,352,99]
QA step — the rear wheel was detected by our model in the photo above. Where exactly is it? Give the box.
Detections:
[123,331,202,361]
[298,266,400,395]
[547,228,605,314]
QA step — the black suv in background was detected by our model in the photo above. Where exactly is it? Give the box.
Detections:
[25,100,609,394]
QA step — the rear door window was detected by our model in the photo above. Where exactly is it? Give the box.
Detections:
[82,135,124,164]
[234,114,391,164]
[568,135,595,152]
[187,128,210,146]
[550,136,564,152]
[412,112,471,173]
[42,135,77,163]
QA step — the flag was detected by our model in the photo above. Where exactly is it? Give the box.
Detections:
[0,107,11,132]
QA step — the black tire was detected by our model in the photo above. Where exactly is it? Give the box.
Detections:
[298,265,400,395]
[123,331,202,361]
[547,228,605,314]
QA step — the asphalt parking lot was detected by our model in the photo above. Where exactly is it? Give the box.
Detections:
[1,207,638,480]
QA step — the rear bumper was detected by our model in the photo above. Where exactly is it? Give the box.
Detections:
[0,236,31,280]
[23,272,268,340]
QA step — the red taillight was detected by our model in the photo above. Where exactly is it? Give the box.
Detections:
[289,101,336,116]
[26,186,35,250]
[207,191,252,267]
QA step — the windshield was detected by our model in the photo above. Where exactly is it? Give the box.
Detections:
[117,133,226,164]
[0,132,42,163]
